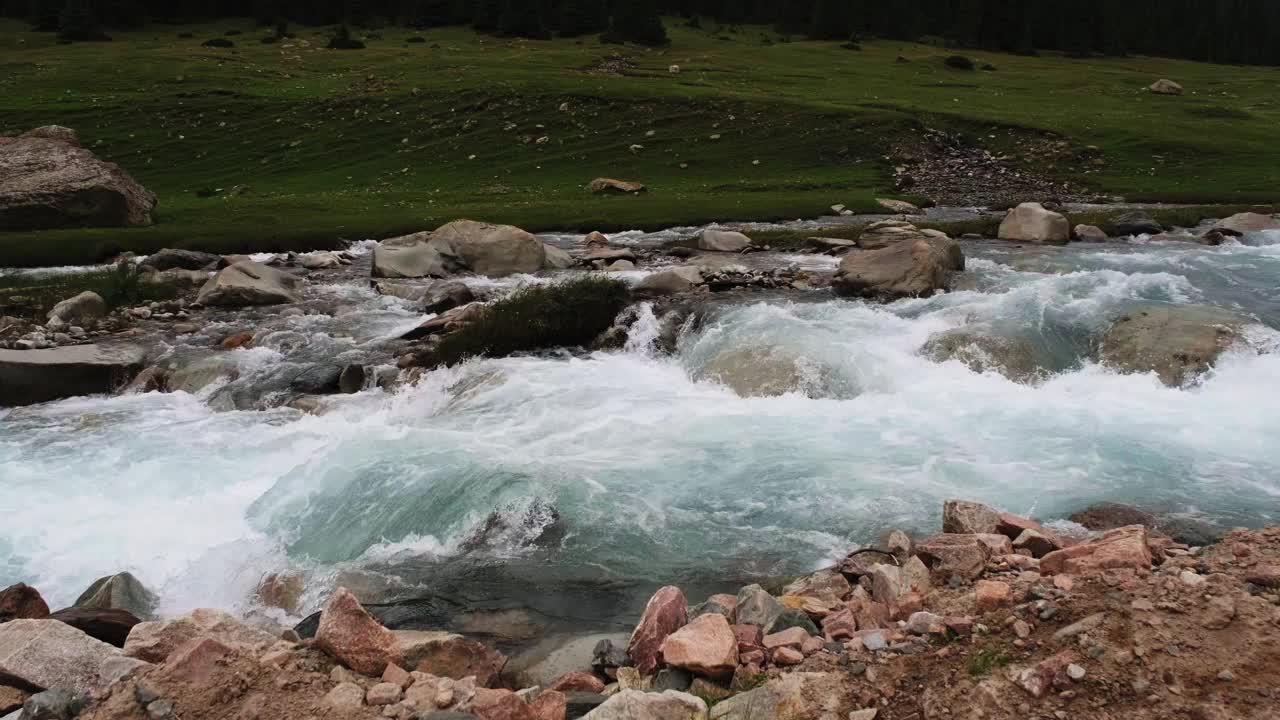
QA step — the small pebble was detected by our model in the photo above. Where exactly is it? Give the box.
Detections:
[1067,664,1086,681]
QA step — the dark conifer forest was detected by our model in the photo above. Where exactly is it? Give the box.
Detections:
[4,0,1279,65]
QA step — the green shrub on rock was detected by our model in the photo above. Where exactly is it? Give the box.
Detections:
[433,276,630,366]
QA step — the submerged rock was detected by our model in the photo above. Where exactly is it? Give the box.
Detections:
[833,237,962,300]
[923,330,1040,383]
[1073,224,1108,243]
[698,346,831,398]
[1098,304,1247,386]
[634,267,704,297]
[197,261,302,307]
[0,128,156,230]
[998,203,1070,245]
[0,343,145,407]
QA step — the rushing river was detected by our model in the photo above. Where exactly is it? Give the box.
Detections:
[2,224,1279,633]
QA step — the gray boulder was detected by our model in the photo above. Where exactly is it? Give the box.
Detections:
[734,585,783,630]
[583,690,707,720]
[47,291,106,326]
[139,249,221,272]
[923,330,1040,383]
[1099,304,1247,387]
[0,619,150,694]
[1073,224,1108,243]
[74,572,157,621]
[1109,212,1163,237]
[197,261,302,306]
[698,346,828,398]
[373,232,457,279]
[858,219,930,249]
[698,230,751,253]
[998,203,1070,245]
[634,267,703,296]
[0,344,145,407]
[0,130,156,230]
[543,244,576,270]
[431,220,546,277]
[833,237,962,300]
[1214,212,1280,236]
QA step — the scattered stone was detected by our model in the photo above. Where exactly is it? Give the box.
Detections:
[47,291,105,327]
[550,671,606,694]
[998,203,1070,245]
[325,682,366,711]
[367,682,404,706]
[123,608,277,663]
[396,630,508,687]
[975,581,1012,613]
[944,500,1002,534]
[1052,613,1106,642]
[1015,651,1078,698]
[915,534,992,580]
[1074,224,1108,242]
[733,586,783,635]
[19,689,86,720]
[1013,529,1061,558]
[582,690,706,720]
[1067,663,1086,681]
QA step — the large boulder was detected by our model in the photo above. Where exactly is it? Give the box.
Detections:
[395,630,507,687]
[943,500,1002,535]
[139,248,221,272]
[47,291,106,327]
[922,330,1040,383]
[46,608,140,648]
[698,346,828,398]
[197,261,302,306]
[123,608,278,663]
[697,230,751,253]
[627,586,688,676]
[1040,525,1153,575]
[431,220,547,277]
[0,344,145,408]
[1109,212,1163,237]
[0,583,50,621]
[0,619,150,694]
[583,690,707,720]
[0,129,156,230]
[634,267,703,297]
[1149,79,1184,95]
[1214,212,1280,236]
[833,237,961,300]
[316,588,403,677]
[998,203,1070,245]
[589,178,647,194]
[373,232,457,279]
[1098,304,1246,386]
[658,614,738,680]
[858,219,931,249]
[74,572,158,620]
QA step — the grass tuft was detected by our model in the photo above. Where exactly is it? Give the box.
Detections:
[967,648,1013,678]
[0,264,178,319]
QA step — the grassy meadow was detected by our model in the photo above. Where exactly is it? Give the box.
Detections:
[2,18,1279,266]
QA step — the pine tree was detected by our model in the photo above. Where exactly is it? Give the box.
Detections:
[498,0,548,37]
[559,0,607,37]
[808,0,851,40]
[605,0,667,45]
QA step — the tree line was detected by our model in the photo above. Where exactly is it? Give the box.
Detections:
[5,0,1279,66]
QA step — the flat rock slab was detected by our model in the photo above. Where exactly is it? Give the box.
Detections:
[0,619,150,694]
[0,344,145,407]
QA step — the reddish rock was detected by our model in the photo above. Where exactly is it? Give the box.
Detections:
[316,587,403,677]
[123,608,277,663]
[762,627,808,650]
[820,609,856,642]
[219,331,255,350]
[0,686,28,715]
[1040,525,1153,575]
[627,586,688,676]
[395,630,506,687]
[255,572,304,614]
[916,534,992,580]
[943,500,1001,534]
[0,583,50,620]
[801,636,824,656]
[740,648,766,665]
[161,637,234,685]
[48,607,140,647]
[1016,651,1078,698]
[468,688,533,720]
[1053,575,1075,592]
[383,663,412,688]
[658,612,738,679]
[975,580,1012,613]
[548,670,605,694]
[853,600,892,631]
[772,646,804,666]
[731,624,762,647]
[1245,565,1280,589]
[891,592,925,621]
[530,689,568,720]
[366,682,403,706]
[974,533,1014,556]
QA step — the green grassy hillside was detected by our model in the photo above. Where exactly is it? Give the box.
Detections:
[2,19,1279,265]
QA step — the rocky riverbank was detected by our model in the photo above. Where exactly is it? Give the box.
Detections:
[3,498,1278,720]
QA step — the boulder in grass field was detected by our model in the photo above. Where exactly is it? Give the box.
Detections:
[0,128,157,230]
[589,178,647,194]
[1148,79,1184,95]
[628,586,688,676]
[998,203,1070,245]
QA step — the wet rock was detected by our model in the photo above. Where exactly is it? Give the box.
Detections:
[634,267,703,297]
[857,220,932,249]
[300,252,343,270]
[339,363,367,394]
[833,237,961,300]
[627,586,688,676]
[1073,224,1108,242]
[1099,304,1246,387]
[1149,79,1184,95]
[317,587,404,676]
[915,534,992,580]
[543,244,575,270]
[402,302,487,341]
[0,129,156,230]
[781,570,851,602]
[20,689,86,720]
[605,260,635,272]
[1109,212,1163,237]
[432,220,547,277]
[288,364,342,394]
[396,630,507,687]
[197,261,302,307]
[582,690,706,720]
[459,500,566,553]
[1041,525,1153,574]
[0,343,146,408]
[0,583,50,621]
[659,614,737,680]
[140,249,221,272]
[0,619,150,694]
[589,178,646,194]
[922,330,1040,383]
[698,346,829,398]
[998,203,1070,245]
[373,233,456,279]
[583,248,637,263]
[698,230,751,253]
[943,500,1002,535]
[47,291,105,327]
[47,607,140,648]
[119,366,170,394]
[123,608,278,663]
[1214,212,1280,236]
